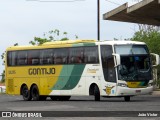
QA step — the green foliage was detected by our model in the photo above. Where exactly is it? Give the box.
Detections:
[1,43,18,82]
[29,29,78,45]
[131,30,160,54]
[131,29,160,88]
[1,70,5,83]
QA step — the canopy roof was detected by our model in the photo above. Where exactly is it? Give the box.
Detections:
[103,0,160,26]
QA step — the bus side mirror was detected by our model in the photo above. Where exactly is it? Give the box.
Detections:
[150,53,159,67]
[112,54,121,67]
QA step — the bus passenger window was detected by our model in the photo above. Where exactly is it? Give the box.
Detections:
[28,50,40,65]
[7,51,17,66]
[69,47,84,64]
[17,51,27,65]
[54,48,68,64]
[40,49,53,65]
[84,46,99,64]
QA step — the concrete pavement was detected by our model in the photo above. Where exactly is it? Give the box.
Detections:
[152,90,160,95]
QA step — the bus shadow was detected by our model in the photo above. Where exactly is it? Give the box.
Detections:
[8,98,151,103]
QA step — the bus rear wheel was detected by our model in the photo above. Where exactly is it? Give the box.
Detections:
[94,85,100,101]
[22,85,32,101]
[124,96,130,102]
[31,85,40,101]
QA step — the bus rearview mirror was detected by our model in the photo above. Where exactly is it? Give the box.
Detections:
[150,53,159,67]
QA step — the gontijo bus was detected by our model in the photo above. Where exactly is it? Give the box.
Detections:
[5,40,159,101]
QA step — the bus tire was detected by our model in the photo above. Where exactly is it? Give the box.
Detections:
[124,96,130,102]
[22,85,32,101]
[94,85,100,101]
[31,85,40,101]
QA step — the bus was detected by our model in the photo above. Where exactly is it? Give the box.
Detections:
[5,40,159,101]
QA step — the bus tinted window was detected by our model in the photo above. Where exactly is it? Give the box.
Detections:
[54,48,68,64]
[101,45,116,83]
[69,47,84,64]
[40,49,53,65]
[17,51,27,65]
[7,52,12,66]
[7,46,99,66]
[84,46,99,63]
[7,51,17,66]
[28,50,40,65]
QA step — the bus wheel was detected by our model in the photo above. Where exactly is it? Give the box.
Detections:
[94,85,100,101]
[124,96,130,102]
[31,85,40,101]
[22,85,32,101]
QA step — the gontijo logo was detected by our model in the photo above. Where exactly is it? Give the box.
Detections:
[28,68,55,75]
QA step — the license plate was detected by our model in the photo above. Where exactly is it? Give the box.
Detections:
[136,90,141,93]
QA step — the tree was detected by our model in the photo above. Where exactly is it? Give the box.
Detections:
[29,29,78,45]
[131,29,160,89]
[131,29,160,54]
[1,43,18,83]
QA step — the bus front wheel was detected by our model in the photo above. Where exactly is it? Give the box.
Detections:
[124,96,130,102]
[22,85,32,101]
[94,85,100,101]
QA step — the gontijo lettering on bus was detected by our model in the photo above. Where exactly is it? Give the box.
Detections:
[28,68,55,75]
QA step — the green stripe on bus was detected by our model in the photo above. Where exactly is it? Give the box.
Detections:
[52,65,74,90]
[72,43,84,47]
[62,65,85,90]
[72,43,95,47]
[83,43,95,46]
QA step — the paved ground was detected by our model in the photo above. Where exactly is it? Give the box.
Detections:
[0,93,160,120]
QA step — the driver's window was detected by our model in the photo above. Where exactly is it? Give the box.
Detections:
[101,45,116,82]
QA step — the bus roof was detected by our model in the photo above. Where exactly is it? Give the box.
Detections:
[6,40,146,51]
[100,40,145,45]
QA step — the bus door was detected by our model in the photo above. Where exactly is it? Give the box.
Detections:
[101,45,117,96]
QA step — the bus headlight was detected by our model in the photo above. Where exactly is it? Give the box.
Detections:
[118,83,128,87]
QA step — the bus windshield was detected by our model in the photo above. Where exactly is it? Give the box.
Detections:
[115,45,152,81]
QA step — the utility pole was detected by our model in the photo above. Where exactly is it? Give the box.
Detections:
[97,0,100,41]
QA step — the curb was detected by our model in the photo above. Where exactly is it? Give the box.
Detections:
[152,91,160,95]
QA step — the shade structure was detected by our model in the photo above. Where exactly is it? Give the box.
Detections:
[103,0,160,26]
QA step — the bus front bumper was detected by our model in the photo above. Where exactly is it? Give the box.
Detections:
[116,86,153,96]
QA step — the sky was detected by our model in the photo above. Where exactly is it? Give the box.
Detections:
[0,0,139,75]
